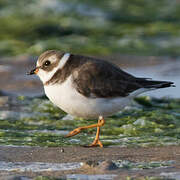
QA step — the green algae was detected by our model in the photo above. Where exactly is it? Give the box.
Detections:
[1,0,180,56]
[0,96,179,147]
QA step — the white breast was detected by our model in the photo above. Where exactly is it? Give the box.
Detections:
[44,76,132,119]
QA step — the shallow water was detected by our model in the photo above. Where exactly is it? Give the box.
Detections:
[66,174,117,180]
[0,161,82,172]
[161,172,180,180]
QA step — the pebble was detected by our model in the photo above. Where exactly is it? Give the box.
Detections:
[60,148,64,153]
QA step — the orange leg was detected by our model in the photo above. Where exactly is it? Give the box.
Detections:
[88,123,103,147]
[65,116,105,147]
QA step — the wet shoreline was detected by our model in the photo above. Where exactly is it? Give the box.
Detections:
[0,146,180,179]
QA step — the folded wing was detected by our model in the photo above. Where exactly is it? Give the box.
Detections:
[72,59,174,98]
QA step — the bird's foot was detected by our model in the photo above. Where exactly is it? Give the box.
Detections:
[87,139,103,148]
[65,116,105,147]
[65,127,82,137]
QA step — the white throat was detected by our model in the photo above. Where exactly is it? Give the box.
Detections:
[37,53,70,84]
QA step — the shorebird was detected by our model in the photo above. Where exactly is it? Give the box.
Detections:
[28,50,174,147]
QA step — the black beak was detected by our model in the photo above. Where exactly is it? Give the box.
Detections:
[26,68,37,75]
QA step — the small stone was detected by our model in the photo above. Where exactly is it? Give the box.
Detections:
[84,160,99,167]
[60,148,64,153]
[98,161,118,171]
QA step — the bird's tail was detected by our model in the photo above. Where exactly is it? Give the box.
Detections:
[130,78,175,97]
[136,78,175,89]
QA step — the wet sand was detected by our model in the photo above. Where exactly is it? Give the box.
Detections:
[0,146,180,179]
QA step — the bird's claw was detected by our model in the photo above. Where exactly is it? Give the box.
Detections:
[65,127,82,138]
[84,139,103,148]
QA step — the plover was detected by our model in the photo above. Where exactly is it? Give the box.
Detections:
[27,50,174,147]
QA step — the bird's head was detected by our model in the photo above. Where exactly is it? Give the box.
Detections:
[27,50,70,84]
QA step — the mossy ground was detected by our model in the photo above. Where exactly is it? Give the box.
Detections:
[0,96,179,147]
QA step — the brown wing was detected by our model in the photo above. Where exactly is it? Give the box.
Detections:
[72,59,142,98]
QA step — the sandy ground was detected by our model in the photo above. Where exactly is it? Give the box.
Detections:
[0,146,180,179]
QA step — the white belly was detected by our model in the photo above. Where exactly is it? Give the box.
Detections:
[44,76,132,119]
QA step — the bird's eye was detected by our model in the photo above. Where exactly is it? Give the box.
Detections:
[44,60,51,67]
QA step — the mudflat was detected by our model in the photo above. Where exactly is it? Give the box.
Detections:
[0,146,180,179]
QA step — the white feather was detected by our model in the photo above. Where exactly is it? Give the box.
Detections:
[44,75,133,119]
[58,53,70,69]
[129,88,155,97]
